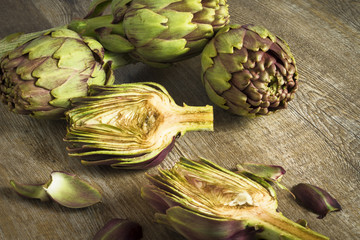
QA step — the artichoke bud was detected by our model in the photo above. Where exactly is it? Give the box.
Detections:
[292,183,342,219]
[10,171,102,208]
[64,82,213,169]
[122,0,230,65]
[0,28,114,119]
[142,157,329,240]
[74,0,230,66]
[93,218,143,240]
[201,24,298,117]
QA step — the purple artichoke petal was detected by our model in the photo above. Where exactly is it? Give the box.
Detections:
[93,218,142,240]
[164,206,249,240]
[141,185,181,214]
[292,183,341,219]
[44,171,102,208]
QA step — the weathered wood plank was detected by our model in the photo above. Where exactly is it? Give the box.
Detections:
[0,0,359,239]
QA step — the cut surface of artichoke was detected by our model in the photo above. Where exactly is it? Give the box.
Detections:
[142,157,329,240]
[65,83,213,169]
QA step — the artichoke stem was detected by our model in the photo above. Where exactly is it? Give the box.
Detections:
[68,15,124,37]
[247,210,329,240]
[169,105,214,135]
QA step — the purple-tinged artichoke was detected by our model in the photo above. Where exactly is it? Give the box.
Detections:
[201,24,298,117]
[292,183,342,219]
[93,218,143,240]
[0,28,114,119]
[64,83,213,169]
[142,157,329,240]
[10,171,102,208]
[69,0,230,67]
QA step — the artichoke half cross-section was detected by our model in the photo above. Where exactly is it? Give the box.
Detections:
[142,157,329,240]
[0,28,114,119]
[65,82,213,169]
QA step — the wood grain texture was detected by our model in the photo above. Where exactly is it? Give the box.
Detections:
[0,0,359,239]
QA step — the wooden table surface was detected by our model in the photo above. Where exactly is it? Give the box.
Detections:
[0,0,359,239]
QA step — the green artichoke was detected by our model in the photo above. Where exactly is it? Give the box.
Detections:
[201,24,298,117]
[69,0,230,67]
[64,82,213,169]
[0,28,114,119]
[142,157,329,240]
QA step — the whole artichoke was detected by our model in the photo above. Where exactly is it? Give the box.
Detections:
[201,24,298,117]
[0,28,114,119]
[142,157,329,240]
[69,0,230,67]
[64,83,213,169]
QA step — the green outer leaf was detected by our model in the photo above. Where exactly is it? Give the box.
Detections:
[10,180,49,202]
[44,171,102,208]
[124,9,168,47]
[0,27,60,59]
[135,38,189,62]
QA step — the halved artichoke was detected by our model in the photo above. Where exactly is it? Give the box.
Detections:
[142,157,329,240]
[64,82,213,169]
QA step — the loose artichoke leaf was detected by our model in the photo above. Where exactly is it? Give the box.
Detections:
[43,171,102,208]
[237,163,286,182]
[10,180,50,202]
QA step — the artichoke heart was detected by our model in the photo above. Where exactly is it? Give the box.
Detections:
[65,82,213,169]
[142,157,329,240]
